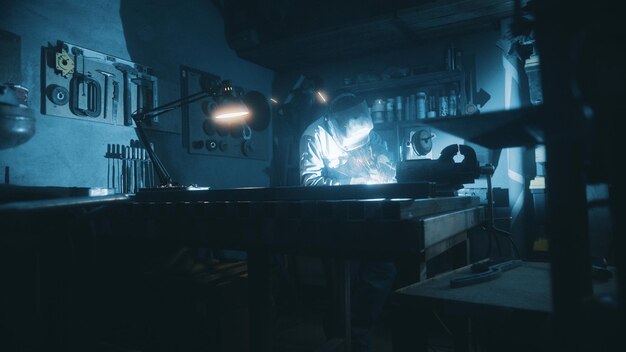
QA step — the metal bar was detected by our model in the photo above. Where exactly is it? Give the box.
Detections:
[533,2,593,350]
[133,119,173,186]
[327,259,351,351]
[247,249,273,352]
[133,91,208,122]
[420,206,485,248]
[0,194,129,212]
[134,182,438,202]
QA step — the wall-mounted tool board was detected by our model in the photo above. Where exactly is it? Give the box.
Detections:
[180,66,270,160]
[42,41,158,126]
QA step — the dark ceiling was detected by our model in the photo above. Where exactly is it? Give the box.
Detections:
[220,0,518,71]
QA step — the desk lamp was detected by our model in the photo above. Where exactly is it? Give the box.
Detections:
[132,78,249,188]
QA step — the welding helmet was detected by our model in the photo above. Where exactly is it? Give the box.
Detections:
[326,92,373,151]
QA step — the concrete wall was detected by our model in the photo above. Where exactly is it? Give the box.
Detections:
[0,0,274,189]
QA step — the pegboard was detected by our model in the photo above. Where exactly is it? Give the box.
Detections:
[41,41,158,126]
[181,65,270,160]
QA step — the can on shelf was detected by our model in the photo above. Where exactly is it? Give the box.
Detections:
[416,92,426,119]
[386,98,394,122]
[395,96,403,121]
[371,98,385,124]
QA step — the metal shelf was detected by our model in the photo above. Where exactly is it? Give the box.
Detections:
[344,70,466,96]
[419,105,545,149]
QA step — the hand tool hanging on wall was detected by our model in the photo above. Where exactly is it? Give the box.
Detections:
[70,74,101,117]
[141,148,148,189]
[105,140,156,193]
[116,144,122,193]
[43,41,158,125]
[55,49,74,77]
[96,69,116,119]
[105,144,112,189]
[112,80,119,122]
[114,63,137,126]
[104,144,121,193]
[131,77,156,123]
[46,85,69,105]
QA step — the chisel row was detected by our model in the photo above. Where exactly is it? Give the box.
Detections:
[105,140,155,194]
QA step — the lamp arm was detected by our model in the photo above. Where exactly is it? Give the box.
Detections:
[129,90,214,188]
[128,81,239,189]
[133,91,210,122]
[133,118,173,187]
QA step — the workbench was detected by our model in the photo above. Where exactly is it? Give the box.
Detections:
[392,261,618,352]
[0,183,485,351]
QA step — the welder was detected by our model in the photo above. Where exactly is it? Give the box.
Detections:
[299,91,396,351]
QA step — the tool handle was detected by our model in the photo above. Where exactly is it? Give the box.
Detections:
[450,268,502,288]
[449,260,523,288]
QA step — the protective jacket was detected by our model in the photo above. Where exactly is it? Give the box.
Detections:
[299,115,395,186]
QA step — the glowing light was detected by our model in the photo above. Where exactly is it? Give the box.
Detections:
[212,100,250,121]
[316,91,327,103]
[214,110,249,120]
[270,98,279,104]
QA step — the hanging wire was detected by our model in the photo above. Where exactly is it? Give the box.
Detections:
[483,165,521,259]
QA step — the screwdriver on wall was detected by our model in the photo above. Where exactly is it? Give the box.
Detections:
[106,144,112,189]
[116,144,122,193]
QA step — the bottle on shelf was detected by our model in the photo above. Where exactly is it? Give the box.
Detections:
[416,92,426,119]
[449,89,458,117]
[438,91,449,117]
[427,95,437,118]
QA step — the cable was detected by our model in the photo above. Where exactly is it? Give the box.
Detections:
[482,164,522,259]
[494,227,521,259]
[432,310,453,336]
